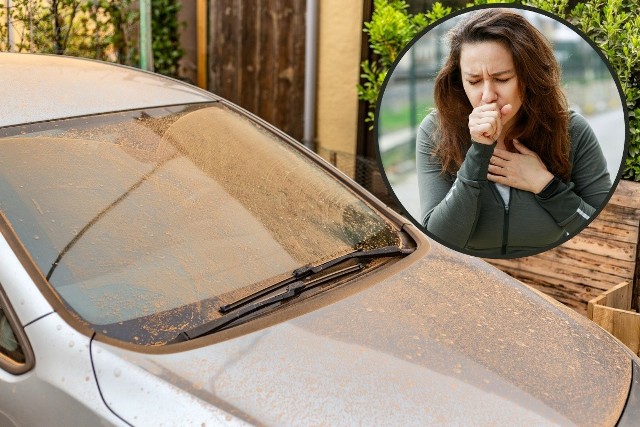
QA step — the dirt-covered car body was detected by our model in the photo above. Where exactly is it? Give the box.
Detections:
[0,53,638,426]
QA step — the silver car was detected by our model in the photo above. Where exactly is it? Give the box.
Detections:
[0,53,638,426]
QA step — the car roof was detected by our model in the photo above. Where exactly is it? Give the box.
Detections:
[0,53,217,127]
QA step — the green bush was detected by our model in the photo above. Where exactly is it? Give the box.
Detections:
[570,0,640,179]
[0,0,183,78]
[357,0,452,126]
[0,0,137,61]
[359,0,640,180]
[150,0,184,78]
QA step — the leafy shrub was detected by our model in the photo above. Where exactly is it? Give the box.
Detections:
[359,0,640,180]
[357,0,452,126]
[570,0,640,179]
[0,0,184,78]
[150,0,184,78]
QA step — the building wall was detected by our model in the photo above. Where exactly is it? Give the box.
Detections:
[315,0,364,155]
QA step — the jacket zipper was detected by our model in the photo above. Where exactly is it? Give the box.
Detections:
[501,201,510,255]
[490,184,511,255]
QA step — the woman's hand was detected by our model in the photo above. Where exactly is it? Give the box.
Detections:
[468,103,513,145]
[488,139,554,194]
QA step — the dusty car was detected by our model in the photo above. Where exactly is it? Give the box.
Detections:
[0,53,638,426]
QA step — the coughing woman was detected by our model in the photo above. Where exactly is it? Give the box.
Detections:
[416,8,611,257]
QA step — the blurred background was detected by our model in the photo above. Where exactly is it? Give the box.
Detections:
[378,9,626,221]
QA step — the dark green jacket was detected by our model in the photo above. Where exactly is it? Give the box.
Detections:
[416,110,612,257]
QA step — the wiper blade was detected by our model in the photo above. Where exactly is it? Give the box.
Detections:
[169,245,414,344]
[170,263,364,343]
[220,245,413,314]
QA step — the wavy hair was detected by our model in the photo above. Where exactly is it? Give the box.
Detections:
[433,8,571,180]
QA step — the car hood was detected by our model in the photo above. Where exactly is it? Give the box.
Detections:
[91,240,631,426]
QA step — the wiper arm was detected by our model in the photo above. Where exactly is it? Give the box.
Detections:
[220,245,413,314]
[169,245,414,344]
[169,263,364,343]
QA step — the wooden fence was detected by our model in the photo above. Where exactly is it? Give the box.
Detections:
[588,281,640,355]
[208,0,306,141]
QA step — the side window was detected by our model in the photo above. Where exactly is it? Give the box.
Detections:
[0,286,33,374]
[0,307,25,364]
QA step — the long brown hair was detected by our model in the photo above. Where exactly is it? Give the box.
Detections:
[433,8,571,181]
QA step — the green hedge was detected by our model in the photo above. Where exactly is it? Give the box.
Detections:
[150,0,184,78]
[358,0,640,180]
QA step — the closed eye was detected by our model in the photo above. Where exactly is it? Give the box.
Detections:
[466,78,511,85]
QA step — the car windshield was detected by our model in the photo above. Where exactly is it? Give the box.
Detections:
[0,103,399,344]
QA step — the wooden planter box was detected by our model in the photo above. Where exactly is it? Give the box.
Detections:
[487,180,640,316]
[588,281,640,355]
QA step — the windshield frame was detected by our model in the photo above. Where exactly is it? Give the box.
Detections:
[0,100,418,352]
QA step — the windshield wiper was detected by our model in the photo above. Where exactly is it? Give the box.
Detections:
[169,245,413,343]
[170,263,364,343]
[221,245,413,313]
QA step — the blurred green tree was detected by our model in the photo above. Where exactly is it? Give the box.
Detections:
[0,0,182,77]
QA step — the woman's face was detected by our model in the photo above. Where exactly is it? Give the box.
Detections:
[459,41,522,129]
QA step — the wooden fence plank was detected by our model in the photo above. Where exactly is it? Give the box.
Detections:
[612,309,640,354]
[588,282,640,355]
[609,180,640,209]
[240,0,260,112]
[590,305,614,334]
[208,0,306,140]
[258,0,277,126]
[559,233,636,261]
[488,254,634,291]
[506,274,620,314]
[605,281,633,311]
[577,216,639,244]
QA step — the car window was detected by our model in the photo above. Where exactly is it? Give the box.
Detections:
[0,287,32,374]
[0,103,400,345]
[0,308,24,363]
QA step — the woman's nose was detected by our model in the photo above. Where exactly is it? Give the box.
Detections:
[481,81,497,104]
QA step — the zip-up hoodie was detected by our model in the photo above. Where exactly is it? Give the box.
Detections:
[416,110,612,257]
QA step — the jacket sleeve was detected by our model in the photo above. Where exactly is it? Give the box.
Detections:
[416,112,495,248]
[534,111,612,234]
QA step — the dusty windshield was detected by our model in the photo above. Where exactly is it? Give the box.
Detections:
[0,103,399,344]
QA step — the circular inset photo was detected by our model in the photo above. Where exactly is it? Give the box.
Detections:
[376,5,628,259]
